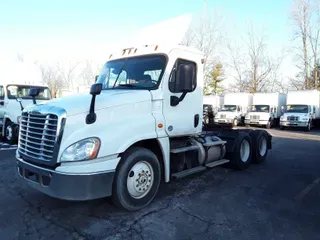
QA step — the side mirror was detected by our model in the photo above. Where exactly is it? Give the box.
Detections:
[29,88,41,104]
[175,63,195,92]
[0,100,4,106]
[95,75,99,83]
[86,83,103,125]
[90,83,102,95]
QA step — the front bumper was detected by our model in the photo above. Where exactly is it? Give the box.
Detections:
[245,119,269,125]
[214,118,234,124]
[280,121,308,127]
[16,157,115,201]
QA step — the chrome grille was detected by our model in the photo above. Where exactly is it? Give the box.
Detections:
[18,112,58,162]
[250,115,260,120]
[288,116,299,121]
[220,114,226,119]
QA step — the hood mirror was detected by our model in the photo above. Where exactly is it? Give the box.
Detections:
[86,83,103,125]
[29,88,41,104]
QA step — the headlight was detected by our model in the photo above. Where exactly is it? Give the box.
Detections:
[60,137,100,162]
[17,116,21,124]
[301,118,308,121]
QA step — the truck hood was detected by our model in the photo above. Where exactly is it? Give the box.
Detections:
[34,90,152,116]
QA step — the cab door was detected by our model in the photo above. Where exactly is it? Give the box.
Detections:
[162,56,203,137]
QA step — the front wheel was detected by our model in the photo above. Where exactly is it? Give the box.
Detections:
[305,121,311,132]
[112,147,161,211]
[266,119,272,129]
[5,122,18,145]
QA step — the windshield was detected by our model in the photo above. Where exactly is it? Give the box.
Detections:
[220,105,237,112]
[250,105,270,113]
[6,85,51,100]
[96,54,167,90]
[285,104,308,113]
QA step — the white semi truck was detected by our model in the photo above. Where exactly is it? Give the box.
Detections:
[14,17,272,212]
[214,92,253,126]
[280,90,320,131]
[245,92,287,128]
[203,94,224,124]
[0,61,52,144]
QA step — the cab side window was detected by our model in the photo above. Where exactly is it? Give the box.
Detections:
[169,59,197,93]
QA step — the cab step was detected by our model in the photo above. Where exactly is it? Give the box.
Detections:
[205,159,229,168]
[170,145,199,154]
[171,166,206,179]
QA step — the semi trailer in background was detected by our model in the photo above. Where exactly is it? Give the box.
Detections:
[245,92,287,128]
[280,90,320,131]
[214,92,253,126]
[0,61,52,144]
[203,94,224,124]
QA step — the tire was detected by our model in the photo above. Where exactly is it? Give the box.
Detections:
[305,121,311,132]
[4,122,18,145]
[250,130,269,164]
[279,125,285,130]
[233,118,238,127]
[266,119,272,129]
[226,132,252,170]
[112,147,161,211]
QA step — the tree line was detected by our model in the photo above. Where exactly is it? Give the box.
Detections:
[183,0,320,95]
[15,0,320,98]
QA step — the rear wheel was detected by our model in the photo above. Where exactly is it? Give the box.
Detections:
[226,132,252,170]
[112,147,161,211]
[250,130,269,164]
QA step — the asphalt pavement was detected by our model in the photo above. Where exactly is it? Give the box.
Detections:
[0,129,320,240]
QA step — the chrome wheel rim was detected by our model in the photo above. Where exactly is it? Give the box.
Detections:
[127,161,154,199]
[5,125,12,141]
[259,137,267,156]
[240,140,250,162]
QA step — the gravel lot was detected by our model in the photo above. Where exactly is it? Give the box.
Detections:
[0,128,320,240]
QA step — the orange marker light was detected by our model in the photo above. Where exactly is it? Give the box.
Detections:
[158,123,163,128]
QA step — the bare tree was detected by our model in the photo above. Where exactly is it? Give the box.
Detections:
[39,64,66,98]
[308,1,320,89]
[227,25,283,93]
[290,0,313,89]
[181,8,226,73]
[57,60,81,90]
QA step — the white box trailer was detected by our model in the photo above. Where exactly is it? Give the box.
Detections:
[214,92,253,126]
[245,92,286,128]
[280,90,320,131]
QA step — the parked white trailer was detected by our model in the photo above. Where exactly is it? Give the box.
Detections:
[245,92,287,128]
[214,92,253,126]
[280,90,320,131]
[0,61,52,144]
